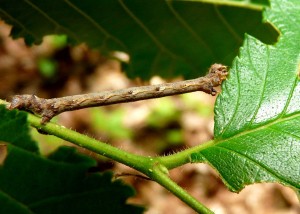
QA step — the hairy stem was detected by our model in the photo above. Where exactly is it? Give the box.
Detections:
[1,98,215,213]
[157,140,216,169]
[151,165,214,214]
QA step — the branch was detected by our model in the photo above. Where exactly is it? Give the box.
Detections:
[8,64,227,123]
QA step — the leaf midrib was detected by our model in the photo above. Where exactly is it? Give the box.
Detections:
[215,110,300,143]
[208,112,300,189]
[213,144,299,188]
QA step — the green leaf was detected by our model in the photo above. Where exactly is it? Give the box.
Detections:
[0,106,144,214]
[0,106,38,153]
[232,0,269,5]
[191,0,300,192]
[0,0,278,79]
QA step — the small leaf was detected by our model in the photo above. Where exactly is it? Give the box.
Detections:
[191,0,300,192]
[0,106,144,214]
[0,0,278,79]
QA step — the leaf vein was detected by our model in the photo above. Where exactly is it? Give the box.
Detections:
[65,0,128,51]
[213,5,243,44]
[24,0,80,42]
[118,0,194,70]
[166,1,216,59]
[219,60,241,136]
[268,125,300,141]
[247,46,270,127]
[279,74,299,118]
[0,9,39,39]
[217,113,300,147]
[213,145,297,187]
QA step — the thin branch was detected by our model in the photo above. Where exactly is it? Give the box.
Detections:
[9,64,228,123]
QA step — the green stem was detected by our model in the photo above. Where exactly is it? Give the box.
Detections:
[29,113,152,173]
[151,164,213,214]
[1,97,151,172]
[157,140,215,169]
[32,116,213,213]
[0,99,214,213]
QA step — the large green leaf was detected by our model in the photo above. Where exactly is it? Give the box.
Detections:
[191,0,300,192]
[0,106,144,214]
[0,0,277,79]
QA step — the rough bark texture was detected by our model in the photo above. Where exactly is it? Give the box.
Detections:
[9,64,228,124]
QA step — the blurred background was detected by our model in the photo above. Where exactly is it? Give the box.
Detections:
[0,21,299,214]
